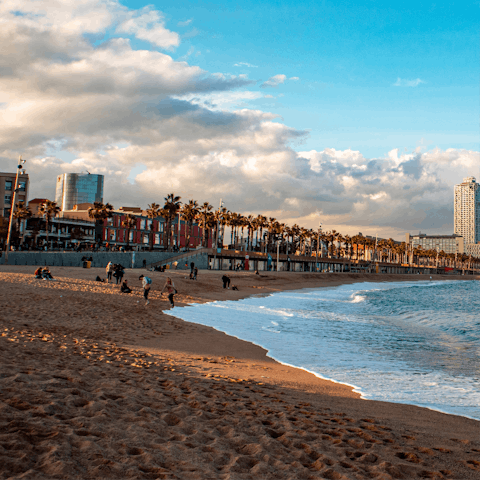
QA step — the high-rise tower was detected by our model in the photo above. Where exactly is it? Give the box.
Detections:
[454,176,480,245]
[55,173,104,211]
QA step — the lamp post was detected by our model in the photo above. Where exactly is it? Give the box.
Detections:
[213,198,223,270]
[316,224,322,271]
[5,156,26,264]
[436,245,439,274]
[276,234,282,272]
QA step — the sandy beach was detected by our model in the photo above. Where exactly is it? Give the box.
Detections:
[1,266,479,480]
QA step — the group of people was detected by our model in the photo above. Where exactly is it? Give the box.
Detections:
[106,262,125,284]
[34,266,54,280]
[138,274,176,307]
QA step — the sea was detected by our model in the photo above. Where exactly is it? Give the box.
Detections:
[166,280,480,421]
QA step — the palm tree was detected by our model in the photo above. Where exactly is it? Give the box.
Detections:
[87,202,114,244]
[181,200,199,250]
[163,193,182,251]
[12,201,32,245]
[146,203,161,251]
[38,200,61,249]
[121,214,137,248]
[198,202,213,247]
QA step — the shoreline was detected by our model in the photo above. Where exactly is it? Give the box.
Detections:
[2,266,480,479]
[162,277,480,422]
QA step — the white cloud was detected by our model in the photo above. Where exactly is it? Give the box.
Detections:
[116,6,179,49]
[289,76,300,81]
[393,77,425,87]
[260,74,287,88]
[177,18,193,27]
[234,62,258,68]
[1,1,477,240]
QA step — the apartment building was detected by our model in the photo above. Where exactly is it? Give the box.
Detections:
[0,172,29,218]
[406,233,464,254]
[454,176,480,245]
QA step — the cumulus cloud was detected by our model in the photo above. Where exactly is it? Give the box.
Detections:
[116,7,179,49]
[393,77,425,87]
[1,1,478,240]
[260,74,287,88]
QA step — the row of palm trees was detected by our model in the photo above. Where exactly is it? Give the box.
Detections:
[6,196,480,270]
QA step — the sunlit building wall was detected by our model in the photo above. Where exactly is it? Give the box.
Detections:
[454,176,480,245]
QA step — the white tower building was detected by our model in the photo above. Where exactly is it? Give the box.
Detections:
[454,176,480,245]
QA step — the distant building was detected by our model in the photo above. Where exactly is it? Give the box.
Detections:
[55,173,104,211]
[61,204,211,250]
[454,176,480,245]
[24,199,96,249]
[406,233,464,254]
[465,243,480,258]
[0,171,29,217]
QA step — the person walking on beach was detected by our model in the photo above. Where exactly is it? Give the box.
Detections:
[161,277,176,307]
[222,274,230,289]
[114,264,125,284]
[194,266,198,280]
[139,274,152,305]
[190,261,195,274]
[106,261,113,283]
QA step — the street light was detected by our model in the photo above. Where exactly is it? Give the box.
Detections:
[5,156,26,263]
[316,224,322,271]
[213,198,224,269]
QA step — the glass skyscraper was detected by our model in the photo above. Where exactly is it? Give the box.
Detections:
[55,173,104,211]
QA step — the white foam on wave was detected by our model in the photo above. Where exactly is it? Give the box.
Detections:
[166,280,480,421]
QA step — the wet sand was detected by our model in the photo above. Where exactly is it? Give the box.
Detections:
[1,266,479,479]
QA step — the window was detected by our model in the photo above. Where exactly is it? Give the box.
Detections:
[4,195,11,204]
[18,181,26,192]
[4,208,10,217]
[5,181,12,191]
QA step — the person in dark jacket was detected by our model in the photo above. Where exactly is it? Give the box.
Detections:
[120,280,132,293]
[222,274,230,289]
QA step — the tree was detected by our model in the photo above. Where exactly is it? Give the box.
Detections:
[198,202,213,247]
[181,200,199,250]
[121,214,137,248]
[12,201,32,245]
[146,203,161,251]
[87,202,114,244]
[163,193,182,251]
[38,200,60,248]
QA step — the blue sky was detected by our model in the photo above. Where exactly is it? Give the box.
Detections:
[122,0,479,157]
[1,0,479,239]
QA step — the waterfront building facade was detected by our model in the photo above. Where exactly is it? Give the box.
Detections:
[55,173,104,211]
[454,176,480,245]
[0,171,29,218]
[406,233,464,254]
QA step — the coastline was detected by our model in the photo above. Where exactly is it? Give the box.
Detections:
[1,266,480,479]
[161,278,480,421]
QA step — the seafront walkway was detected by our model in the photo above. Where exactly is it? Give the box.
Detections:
[146,248,479,275]
[1,248,478,275]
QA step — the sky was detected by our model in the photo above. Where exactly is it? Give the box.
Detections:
[0,0,479,240]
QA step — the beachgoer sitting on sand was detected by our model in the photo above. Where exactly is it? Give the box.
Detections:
[161,277,176,307]
[120,280,132,293]
[95,275,105,282]
[42,267,54,280]
[222,274,231,289]
[232,285,238,291]
[34,267,42,279]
